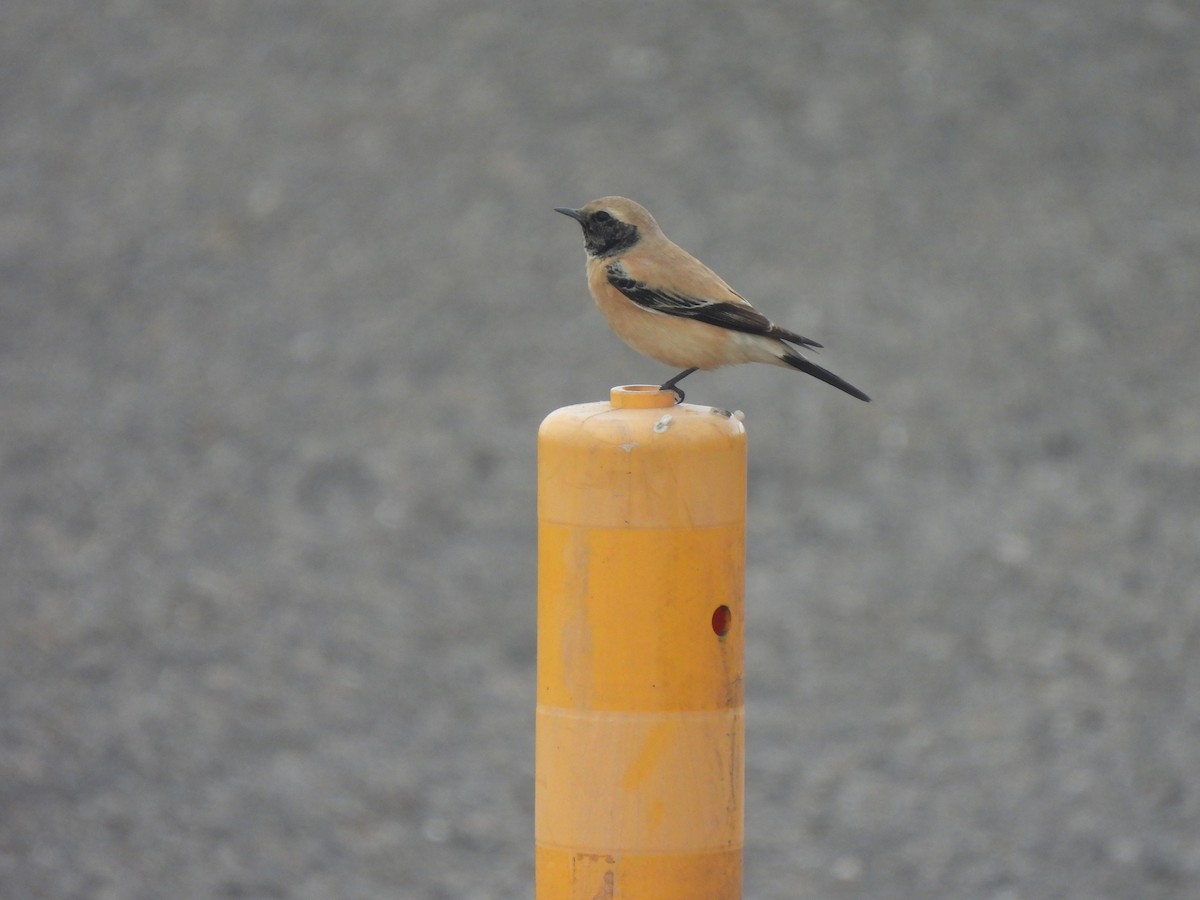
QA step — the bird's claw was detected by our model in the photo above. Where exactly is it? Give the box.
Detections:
[657,367,696,404]
[659,382,685,404]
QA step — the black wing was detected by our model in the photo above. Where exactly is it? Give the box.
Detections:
[606,264,822,349]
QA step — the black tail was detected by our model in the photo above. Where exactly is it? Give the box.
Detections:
[782,353,871,402]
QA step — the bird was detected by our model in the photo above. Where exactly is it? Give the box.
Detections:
[555,196,870,403]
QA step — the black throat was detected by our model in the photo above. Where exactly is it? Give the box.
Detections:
[585,219,640,258]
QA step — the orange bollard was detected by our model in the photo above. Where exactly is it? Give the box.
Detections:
[537,385,746,899]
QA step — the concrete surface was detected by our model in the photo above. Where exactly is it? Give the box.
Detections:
[2,1,1198,897]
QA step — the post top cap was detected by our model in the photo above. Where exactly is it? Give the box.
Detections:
[610,385,677,409]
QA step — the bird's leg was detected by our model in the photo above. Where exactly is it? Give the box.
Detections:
[658,368,698,404]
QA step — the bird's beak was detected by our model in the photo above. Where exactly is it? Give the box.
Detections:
[554,207,586,223]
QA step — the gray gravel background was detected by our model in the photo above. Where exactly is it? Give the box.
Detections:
[3,2,1198,898]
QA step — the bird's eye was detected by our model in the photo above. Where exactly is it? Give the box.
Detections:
[593,210,612,222]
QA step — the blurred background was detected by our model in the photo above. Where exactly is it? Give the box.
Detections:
[2,1,1198,897]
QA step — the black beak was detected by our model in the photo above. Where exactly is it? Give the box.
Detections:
[554,207,586,224]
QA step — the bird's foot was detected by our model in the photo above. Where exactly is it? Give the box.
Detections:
[657,381,685,404]
[658,368,697,405]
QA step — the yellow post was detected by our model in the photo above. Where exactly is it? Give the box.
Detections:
[537,385,746,899]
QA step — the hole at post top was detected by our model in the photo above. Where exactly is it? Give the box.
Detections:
[711,604,732,637]
[610,385,676,409]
